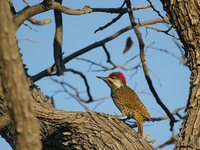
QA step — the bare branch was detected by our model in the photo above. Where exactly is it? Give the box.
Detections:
[28,17,52,25]
[145,25,179,39]
[14,2,152,29]
[23,0,30,6]
[14,2,93,28]
[102,45,115,66]
[31,18,168,82]
[94,13,123,33]
[65,69,93,102]
[77,58,141,72]
[53,0,65,75]
[92,2,150,33]
[146,0,166,21]
[152,107,185,121]
[76,58,111,71]
[50,78,89,110]
[147,43,183,63]
[94,4,152,33]
[157,136,176,148]
[92,4,151,14]
[125,0,177,131]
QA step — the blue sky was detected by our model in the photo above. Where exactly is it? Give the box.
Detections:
[0,0,190,149]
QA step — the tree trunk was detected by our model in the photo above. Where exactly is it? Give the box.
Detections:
[0,0,41,149]
[160,0,200,149]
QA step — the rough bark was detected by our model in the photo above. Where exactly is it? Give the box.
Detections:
[160,0,200,149]
[0,0,42,149]
[0,78,154,149]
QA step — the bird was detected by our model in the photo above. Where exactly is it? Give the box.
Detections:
[97,72,153,136]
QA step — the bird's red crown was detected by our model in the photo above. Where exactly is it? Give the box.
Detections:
[108,72,126,85]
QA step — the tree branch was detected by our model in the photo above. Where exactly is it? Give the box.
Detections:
[94,13,124,33]
[53,0,65,75]
[14,1,93,28]
[92,4,151,14]
[125,0,177,131]
[146,0,166,21]
[14,2,152,29]
[31,18,168,82]
[28,17,52,25]
[65,69,93,102]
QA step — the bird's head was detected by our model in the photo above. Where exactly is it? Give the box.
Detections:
[97,72,126,90]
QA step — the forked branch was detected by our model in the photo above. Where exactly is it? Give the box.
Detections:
[31,18,168,82]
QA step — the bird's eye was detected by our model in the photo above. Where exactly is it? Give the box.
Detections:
[110,76,116,79]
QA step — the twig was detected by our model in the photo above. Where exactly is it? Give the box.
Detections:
[77,57,140,72]
[23,0,30,6]
[50,96,56,108]
[94,13,123,33]
[125,0,177,131]
[18,38,45,43]
[94,1,126,34]
[152,107,185,121]
[146,0,166,21]
[22,22,38,32]
[147,44,183,62]
[157,136,176,148]
[76,58,110,71]
[92,4,151,14]
[50,78,89,110]
[65,69,93,102]
[102,45,115,66]
[145,25,179,40]
[92,101,105,111]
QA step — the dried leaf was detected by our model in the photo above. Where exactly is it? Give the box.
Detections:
[123,37,133,54]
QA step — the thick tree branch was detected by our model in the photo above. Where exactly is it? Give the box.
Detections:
[0,82,154,149]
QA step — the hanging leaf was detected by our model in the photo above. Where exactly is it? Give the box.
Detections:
[123,37,133,54]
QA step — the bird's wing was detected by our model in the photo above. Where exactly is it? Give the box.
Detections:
[122,87,153,121]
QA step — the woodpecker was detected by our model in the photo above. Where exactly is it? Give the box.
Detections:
[97,72,153,136]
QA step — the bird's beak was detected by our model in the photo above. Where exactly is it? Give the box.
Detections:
[96,76,108,82]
